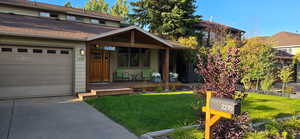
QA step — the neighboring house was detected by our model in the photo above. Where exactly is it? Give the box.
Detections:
[175,20,245,83]
[196,20,245,47]
[253,32,300,82]
[0,0,188,99]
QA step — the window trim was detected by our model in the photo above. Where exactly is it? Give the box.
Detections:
[117,48,151,68]
[39,12,50,17]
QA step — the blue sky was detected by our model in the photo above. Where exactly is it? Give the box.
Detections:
[33,0,300,38]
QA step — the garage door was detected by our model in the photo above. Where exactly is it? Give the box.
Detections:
[0,46,73,99]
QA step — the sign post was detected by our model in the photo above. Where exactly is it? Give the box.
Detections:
[202,91,240,139]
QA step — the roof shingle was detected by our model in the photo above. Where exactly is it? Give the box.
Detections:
[0,13,119,40]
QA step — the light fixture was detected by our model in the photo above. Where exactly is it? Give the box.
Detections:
[80,48,85,56]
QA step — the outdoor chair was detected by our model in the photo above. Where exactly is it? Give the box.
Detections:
[114,69,130,81]
[142,69,153,81]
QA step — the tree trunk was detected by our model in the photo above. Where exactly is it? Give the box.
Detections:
[282,82,286,93]
[256,79,260,90]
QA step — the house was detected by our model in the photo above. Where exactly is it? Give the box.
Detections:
[0,0,189,99]
[252,32,300,82]
[175,20,245,83]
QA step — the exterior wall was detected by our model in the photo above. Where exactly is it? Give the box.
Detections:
[106,20,121,27]
[109,48,159,82]
[0,35,86,93]
[0,5,39,16]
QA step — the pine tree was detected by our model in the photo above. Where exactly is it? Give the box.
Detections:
[64,1,72,8]
[129,0,201,40]
[111,0,128,18]
[85,0,109,14]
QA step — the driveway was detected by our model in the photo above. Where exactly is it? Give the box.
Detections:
[0,97,138,139]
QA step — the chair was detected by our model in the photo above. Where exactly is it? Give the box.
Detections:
[114,69,130,81]
[142,69,153,81]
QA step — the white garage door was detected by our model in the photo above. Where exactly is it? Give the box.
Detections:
[0,46,73,99]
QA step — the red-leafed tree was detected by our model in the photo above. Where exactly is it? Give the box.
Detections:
[196,47,242,98]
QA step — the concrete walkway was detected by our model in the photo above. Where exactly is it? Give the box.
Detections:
[0,97,138,139]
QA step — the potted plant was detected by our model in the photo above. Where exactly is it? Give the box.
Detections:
[152,72,161,83]
[169,72,179,82]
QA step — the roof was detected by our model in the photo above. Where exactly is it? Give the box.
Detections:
[275,49,294,59]
[88,26,174,48]
[253,32,300,47]
[0,13,178,49]
[197,20,245,33]
[0,13,119,40]
[0,0,122,22]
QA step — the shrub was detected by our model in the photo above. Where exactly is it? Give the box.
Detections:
[212,112,251,139]
[241,74,252,90]
[169,127,204,139]
[283,86,295,94]
[245,131,268,139]
[279,66,294,93]
[263,118,300,139]
[260,75,275,91]
[171,85,177,92]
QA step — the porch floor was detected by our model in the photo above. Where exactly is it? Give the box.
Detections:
[87,81,183,91]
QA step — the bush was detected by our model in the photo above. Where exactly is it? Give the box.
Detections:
[260,75,275,91]
[155,86,164,92]
[283,86,295,94]
[212,112,251,139]
[262,118,300,139]
[169,127,204,139]
[245,131,268,139]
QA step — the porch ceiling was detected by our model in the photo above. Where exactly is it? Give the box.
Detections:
[87,26,173,49]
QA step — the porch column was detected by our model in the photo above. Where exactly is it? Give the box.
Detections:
[163,48,170,90]
[86,43,92,91]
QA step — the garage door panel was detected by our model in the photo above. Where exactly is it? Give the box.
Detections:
[0,85,71,98]
[0,46,73,98]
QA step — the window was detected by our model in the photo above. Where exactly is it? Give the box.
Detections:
[99,19,105,24]
[67,15,76,21]
[47,50,56,54]
[17,48,28,53]
[141,48,151,67]
[91,19,99,24]
[50,13,59,18]
[39,12,50,17]
[76,16,84,22]
[130,48,139,67]
[61,50,69,54]
[1,48,12,52]
[33,49,43,53]
[117,48,151,68]
[118,48,129,67]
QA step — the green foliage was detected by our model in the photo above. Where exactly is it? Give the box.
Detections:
[210,35,240,57]
[111,0,128,18]
[260,75,275,91]
[284,86,295,94]
[292,53,300,64]
[85,0,110,13]
[245,131,268,139]
[64,1,72,8]
[129,0,201,40]
[279,66,294,93]
[177,36,204,64]
[241,74,252,90]
[263,118,300,139]
[171,85,177,92]
[169,127,204,139]
[240,38,275,90]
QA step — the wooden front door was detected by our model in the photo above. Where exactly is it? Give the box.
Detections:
[89,47,110,82]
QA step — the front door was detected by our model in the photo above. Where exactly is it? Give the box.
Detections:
[89,47,110,82]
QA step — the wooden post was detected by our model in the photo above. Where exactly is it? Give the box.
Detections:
[205,91,212,139]
[86,43,91,92]
[131,30,135,47]
[163,48,170,90]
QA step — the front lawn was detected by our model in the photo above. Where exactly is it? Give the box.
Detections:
[86,92,300,135]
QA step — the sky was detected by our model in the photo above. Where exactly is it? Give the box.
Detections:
[33,0,300,38]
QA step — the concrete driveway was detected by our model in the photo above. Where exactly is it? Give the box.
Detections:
[0,97,138,139]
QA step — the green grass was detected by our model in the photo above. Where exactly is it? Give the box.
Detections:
[85,92,300,135]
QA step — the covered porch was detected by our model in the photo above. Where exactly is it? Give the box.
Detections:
[86,26,173,91]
